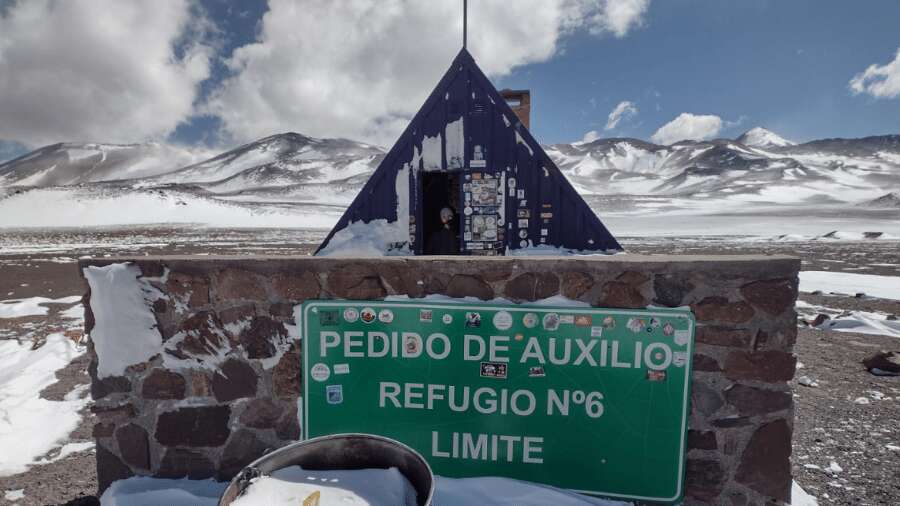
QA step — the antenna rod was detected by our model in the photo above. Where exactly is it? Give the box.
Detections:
[463,0,467,48]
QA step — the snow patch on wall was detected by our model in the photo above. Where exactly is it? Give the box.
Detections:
[83,263,163,378]
[421,134,442,171]
[445,117,465,169]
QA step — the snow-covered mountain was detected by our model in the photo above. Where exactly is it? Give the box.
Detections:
[736,127,795,149]
[0,128,898,228]
[0,142,210,186]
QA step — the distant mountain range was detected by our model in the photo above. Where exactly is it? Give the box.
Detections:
[0,128,898,228]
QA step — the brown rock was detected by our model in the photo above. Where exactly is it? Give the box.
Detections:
[617,271,649,285]
[811,313,830,327]
[863,350,900,375]
[560,271,593,299]
[423,272,450,295]
[726,384,791,416]
[712,416,750,428]
[152,298,167,314]
[445,274,494,300]
[684,458,725,502]
[239,316,287,359]
[273,346,302,399]
[138,260,166,278]
[325,263,386,299]
[219,430,268,479]
[696,326,753,348]
[597,281,646,309]
[175,312,227,356]
[91,374,132,400]
[158,449,216,479]
[219,304,257,325]
[503,272,560,301]
[155,405,231,447]
[692,297,755,324]
[96,444,134,494]
[276,413,301,440]
[141,369,186,400]
[240,398,286,429]
[691,381,724,416]
[740,278,796,316]
[115,423,150,470]
[83,291,95,335]
[724,350,796,382]
[215,268,267,301]
[166,272,210,308]
[191,371,211,397]
[212,358,258,402]
[688,430,717,450]
[735,419,792,501]
[91,403,137,423]
[269,302,294,318]
[271,271,320,301]
[693,354,721,372]
[653,274,695,307]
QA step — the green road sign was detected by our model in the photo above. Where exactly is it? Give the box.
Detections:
[301,300,695,503]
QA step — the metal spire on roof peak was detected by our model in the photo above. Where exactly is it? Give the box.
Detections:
[463,0,468,49]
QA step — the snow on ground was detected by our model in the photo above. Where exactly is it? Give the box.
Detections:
[99,476,818,506]
[0,187,341,229]
[0,333,88,476]
[795,300,900,338]
[0,295,81,319]
[799,271,900,301]
[3,489,25,502]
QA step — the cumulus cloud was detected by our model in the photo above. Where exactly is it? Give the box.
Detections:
[604,100,638,130]
[206,0,652,147]
[0,0,214,147]
[650,113,723,145]
[850,48,900,99]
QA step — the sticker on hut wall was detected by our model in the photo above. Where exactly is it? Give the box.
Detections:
[541,228,548,236]
[472,173,482,180]
[540,212,553,219]
[519,239,528,247]
[508,177,517,188]
[519,199,528,207]
[517,209,531,218]
[519,230,528,239]
[518,219,529,228]
[471,160,486,168]
[528,365,546,377]
[326,384,343,404]
[517,189,525,199]
[480,361,508,379]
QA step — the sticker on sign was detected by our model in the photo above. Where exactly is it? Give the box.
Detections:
[301,300,695,503]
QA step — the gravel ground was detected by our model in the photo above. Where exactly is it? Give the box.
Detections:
[0,228,897,505]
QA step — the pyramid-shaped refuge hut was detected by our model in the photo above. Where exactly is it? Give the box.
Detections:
[316,48,621,256]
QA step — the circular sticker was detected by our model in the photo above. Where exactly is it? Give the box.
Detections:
[543,313,560,331]
[493,311,513,330]
[378,309,394,323]
[343,307,359,323]
[310,363,330,382]
[442,313,453,324]
[360,307,376,324]
[464,207,473,216]
[519,240,528,248]
[522,312,538,328]
[519,229,528,239]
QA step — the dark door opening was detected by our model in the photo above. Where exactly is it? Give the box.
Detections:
[422,172,461,255]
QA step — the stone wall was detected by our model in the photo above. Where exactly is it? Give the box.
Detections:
[79,255,800,504]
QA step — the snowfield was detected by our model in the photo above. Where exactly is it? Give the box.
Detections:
[799,271,900,300]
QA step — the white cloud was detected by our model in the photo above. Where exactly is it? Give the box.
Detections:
[651,113,723,145]
[206,0,652,147]
[850,48,900,99]
[0,0,214,147]
[570,0,651,37]
[604,100,637,130]
[581,130,601,143]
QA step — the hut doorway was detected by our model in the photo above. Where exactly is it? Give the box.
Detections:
[422,172,461,255]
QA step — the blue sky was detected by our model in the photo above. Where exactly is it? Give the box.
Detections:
[495,0,900,144]
[1,0,898,161]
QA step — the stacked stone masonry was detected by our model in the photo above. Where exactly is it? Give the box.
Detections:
[79,254,800,504]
